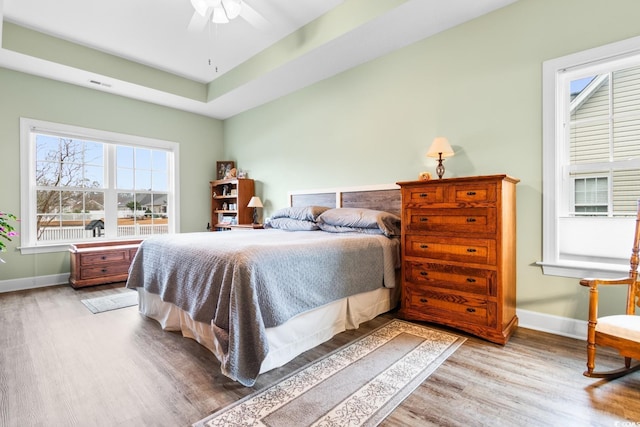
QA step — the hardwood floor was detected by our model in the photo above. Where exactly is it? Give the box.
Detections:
[0,283,638,427]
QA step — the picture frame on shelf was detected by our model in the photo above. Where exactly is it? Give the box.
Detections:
[216,161,235,180]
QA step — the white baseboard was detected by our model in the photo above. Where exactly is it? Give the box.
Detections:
[517,308,587,341]
[0,273,69,293]
[0,274,589,342]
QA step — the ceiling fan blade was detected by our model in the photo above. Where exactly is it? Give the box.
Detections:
[239,2,270,31]
[188,9,212,32]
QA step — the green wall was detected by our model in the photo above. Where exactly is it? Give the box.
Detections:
[2,0,638,322]
[224,0,640,320]
[0,68,223,281]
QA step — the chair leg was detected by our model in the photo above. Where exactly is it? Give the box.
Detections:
[586,341,596,375]
[583,361,640,380]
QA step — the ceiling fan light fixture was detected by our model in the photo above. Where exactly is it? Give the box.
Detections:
[211,7,230,24]
[190,0,209,17]
[222,0,242,20]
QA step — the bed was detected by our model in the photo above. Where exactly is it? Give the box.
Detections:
[126,184,402,386]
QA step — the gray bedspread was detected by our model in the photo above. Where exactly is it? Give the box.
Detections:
[126,229,400,386]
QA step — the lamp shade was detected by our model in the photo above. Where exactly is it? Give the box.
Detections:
[247,196,263,208]
[426,137,455,158]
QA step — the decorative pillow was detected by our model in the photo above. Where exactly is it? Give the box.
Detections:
[270,205,331,222]
[264,217,319,231]
[316,208,401,237]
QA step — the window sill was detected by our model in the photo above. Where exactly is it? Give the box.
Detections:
[536,260,629,280]
[19,238,144,255]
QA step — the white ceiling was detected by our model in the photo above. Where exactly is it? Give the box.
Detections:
[0,0,518,119]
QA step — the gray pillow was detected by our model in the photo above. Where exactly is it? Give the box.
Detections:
[316,208,401,237]
[270,205,331,222]
[264,217,319,231]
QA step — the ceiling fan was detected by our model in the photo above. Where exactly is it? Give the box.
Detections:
[188,0,269,32]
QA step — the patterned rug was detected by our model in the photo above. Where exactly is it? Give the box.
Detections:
[194,319,465,427]
[81,290,138,314]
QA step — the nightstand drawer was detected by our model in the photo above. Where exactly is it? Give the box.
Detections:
[404,261,496,296]
[452,183,497,203]
[80,250,130,265]
[406,235,496,265]
[404,286,495,327]
[406,186,445,205]
[405,207,496,234]
[80,263,130,280]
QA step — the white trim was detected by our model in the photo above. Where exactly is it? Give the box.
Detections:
[536,260,628,280]
[19,117,180,253]
[0,272,590,342]
[541,35,640,278]
[0,273,68,293]
[517,308,587,341]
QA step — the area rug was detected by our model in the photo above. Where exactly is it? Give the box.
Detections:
[194,319,465,427]
[81,290,138,314]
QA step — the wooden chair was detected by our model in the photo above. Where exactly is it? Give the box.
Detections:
[579,201,640,379]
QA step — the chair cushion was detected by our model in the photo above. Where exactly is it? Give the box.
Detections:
[596,315,640,342]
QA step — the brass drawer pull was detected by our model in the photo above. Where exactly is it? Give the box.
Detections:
[467,278,476,283]
[466,308,476,313]
[467,191,476,196]
[420,298,428,303]
[420,271,428,276]
[467,248,477,253]
[420,244,429,249]
[466,218,476,223]
[420,217,429,222]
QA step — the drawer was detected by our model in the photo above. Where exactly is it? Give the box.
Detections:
[404,286,496,327]
[404,261,496,296]
[405,186,445,205]
[80,250,130,266]
[405,207,496,234]
[452,183,497,203]
[80,263,130,279]
[405,235,496,265]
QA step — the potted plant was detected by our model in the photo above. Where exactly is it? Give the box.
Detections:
[0,211,18,263]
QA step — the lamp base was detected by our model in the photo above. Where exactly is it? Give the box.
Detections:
[252,208,259,224]
[436,156,446,179]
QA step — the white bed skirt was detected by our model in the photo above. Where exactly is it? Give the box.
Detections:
[136,286,399,374]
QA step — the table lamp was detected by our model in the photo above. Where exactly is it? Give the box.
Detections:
[247,196,263,224]
[426,137,455,179]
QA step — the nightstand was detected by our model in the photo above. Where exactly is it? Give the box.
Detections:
[227,224,264,231]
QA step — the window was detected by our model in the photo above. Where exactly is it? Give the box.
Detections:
[20,118,180,254]
[541,36,640,278]
[573,177,608,215]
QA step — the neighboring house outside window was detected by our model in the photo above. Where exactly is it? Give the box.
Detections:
[541,36,640,278]
[19,118,179,254]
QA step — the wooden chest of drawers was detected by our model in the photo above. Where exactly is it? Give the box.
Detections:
[397,175,519,344]
[69,240,142,288]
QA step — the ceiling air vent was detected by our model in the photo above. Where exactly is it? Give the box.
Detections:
[88,79,112,88]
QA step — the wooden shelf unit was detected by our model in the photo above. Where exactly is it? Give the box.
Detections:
[210,178,255,231]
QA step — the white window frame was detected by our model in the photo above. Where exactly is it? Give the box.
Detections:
[19,118,180,254]
[540,36,640,279]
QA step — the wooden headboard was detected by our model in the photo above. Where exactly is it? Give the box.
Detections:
[288,184,401,217]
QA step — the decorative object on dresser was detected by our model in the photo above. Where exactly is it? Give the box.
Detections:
[210,178,254,231]
[247,196,263,224]
[397,174,519,344]
[426,137,455,179]
[69,240,142,288]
